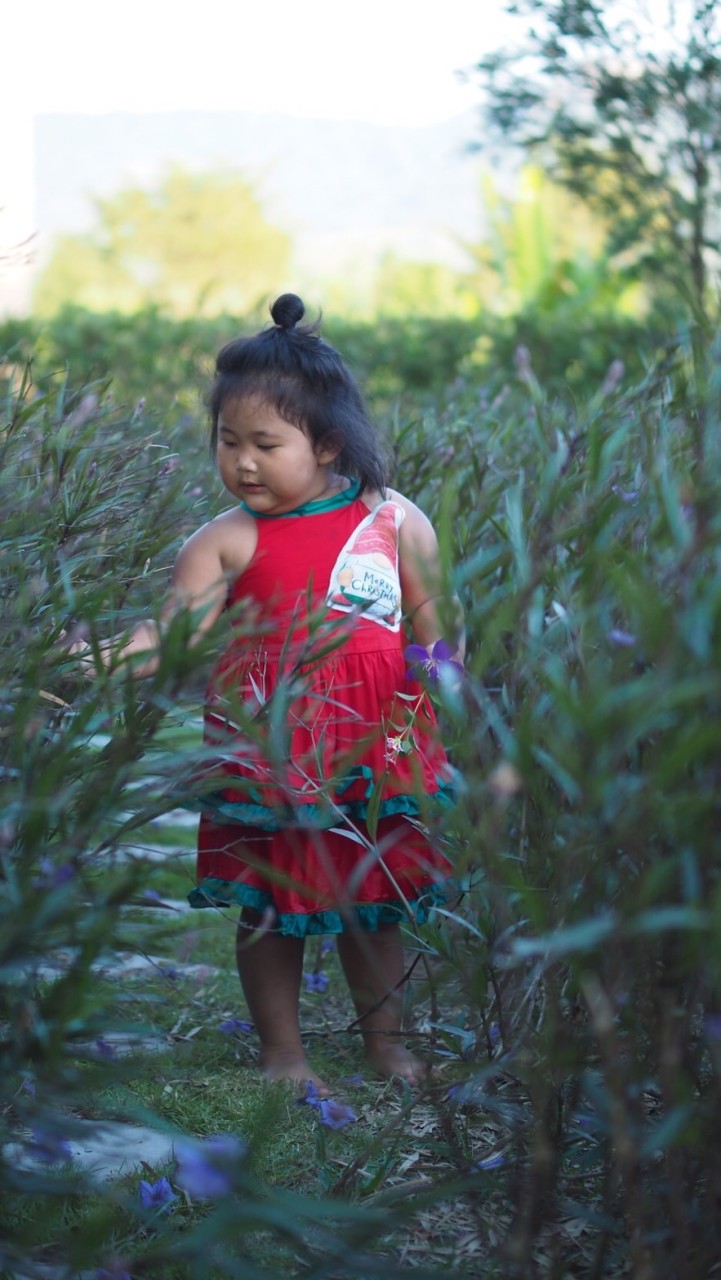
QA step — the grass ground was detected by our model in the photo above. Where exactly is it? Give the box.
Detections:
[5,809,514,1279]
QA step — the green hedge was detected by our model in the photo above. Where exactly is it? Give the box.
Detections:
[1,303,675,419]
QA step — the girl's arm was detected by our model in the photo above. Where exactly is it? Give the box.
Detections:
[394,496,465,659]
[75,521,231,678]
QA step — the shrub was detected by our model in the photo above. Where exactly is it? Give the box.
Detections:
[4,325,721,1277]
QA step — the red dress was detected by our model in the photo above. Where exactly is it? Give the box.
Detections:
[188,484,455,935]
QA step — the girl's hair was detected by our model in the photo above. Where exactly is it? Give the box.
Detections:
[209,293,388,493]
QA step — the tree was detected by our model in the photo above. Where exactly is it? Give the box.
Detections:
[467,165,640,316]
[34,167,292,317]
[473,0,721,322]
[372,253,479,318]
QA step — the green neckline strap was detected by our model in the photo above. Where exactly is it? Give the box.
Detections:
[187,877,456,933]
[241,480,361,519]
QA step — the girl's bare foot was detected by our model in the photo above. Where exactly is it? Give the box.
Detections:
[364,1040,428,1087]
[259,1049,330,1096]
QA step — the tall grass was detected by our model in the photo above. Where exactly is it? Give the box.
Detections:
[2,329,721,1277]
[397,337,721,1277]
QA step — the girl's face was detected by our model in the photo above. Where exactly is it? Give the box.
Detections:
[216,396,338,515]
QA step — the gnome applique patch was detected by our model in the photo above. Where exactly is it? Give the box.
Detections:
[326,502,405,630]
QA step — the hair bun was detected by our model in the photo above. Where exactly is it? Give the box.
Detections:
[270,293,305,330]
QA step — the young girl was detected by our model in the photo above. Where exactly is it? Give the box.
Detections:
[88,294,462,1093]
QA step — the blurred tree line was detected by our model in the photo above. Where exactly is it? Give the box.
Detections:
[21,0,721,406]
[11,0,717,402]
[474,0,721,326]
[34,168,292,318]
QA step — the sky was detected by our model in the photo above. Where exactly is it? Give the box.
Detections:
[5,0,505,124]
[0,0,687,315]
[2,0,520,312]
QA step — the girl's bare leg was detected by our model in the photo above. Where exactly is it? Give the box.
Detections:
[235,909,328,1094]
[337,922,425,1085]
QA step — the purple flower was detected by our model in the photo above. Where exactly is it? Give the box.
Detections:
[95,1037,116,1060]
[304,971,330,993]
[607,629,637,648]
[317,1098,358,1130]
[611,484,638,503]
[33,859,76,890]
[341,1073,364,1087]
[574,1112,597,1131]
[21,1076,36,1097]
[471,1153,505,1171]
[138,1175,177,1212]
[320,938,335,955]
[174,1134,245,1199]
[30,1127,72,1164]
[404,639,464,685]
[219,1018,253,1035]
[297,1081,358,1129]
[142,889,162,902]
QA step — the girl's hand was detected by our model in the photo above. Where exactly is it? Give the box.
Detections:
[68,638,98,678]
[57,628,101,679]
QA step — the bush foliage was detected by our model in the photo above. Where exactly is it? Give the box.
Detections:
[0,300,674,419]
[2,319,721,1277]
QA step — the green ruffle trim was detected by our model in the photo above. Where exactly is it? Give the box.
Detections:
[187,877,455,934]
[187,777,457,832]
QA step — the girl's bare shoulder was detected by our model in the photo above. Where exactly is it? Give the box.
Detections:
[382,487,436,535]
[361,486,426,519]
[180,505,258,577]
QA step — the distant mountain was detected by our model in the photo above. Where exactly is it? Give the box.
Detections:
[34,109,483,280]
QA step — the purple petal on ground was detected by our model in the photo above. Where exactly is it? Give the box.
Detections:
[29,1128,72,1164]
[611,484,638,503]
[317,1098,358,1129]
[341,1073,364,1086]
[574,1113,596,1130]
[607,629,637,647]
[205,1134,246,1160]
[33,859,76,889]
[51,862,76,885]
[175,1154,231,1198]
[304,971,329,993]
[219,1018,253,1035]
[298,1080,321,1105]
[320,938,335,955]
[471,1153,505,1170]
[95,1037,116,1060]
[138,1175,176,1211]
[174,1134,245,1199]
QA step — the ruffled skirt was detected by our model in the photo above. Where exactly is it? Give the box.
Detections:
[188,641,455,934]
